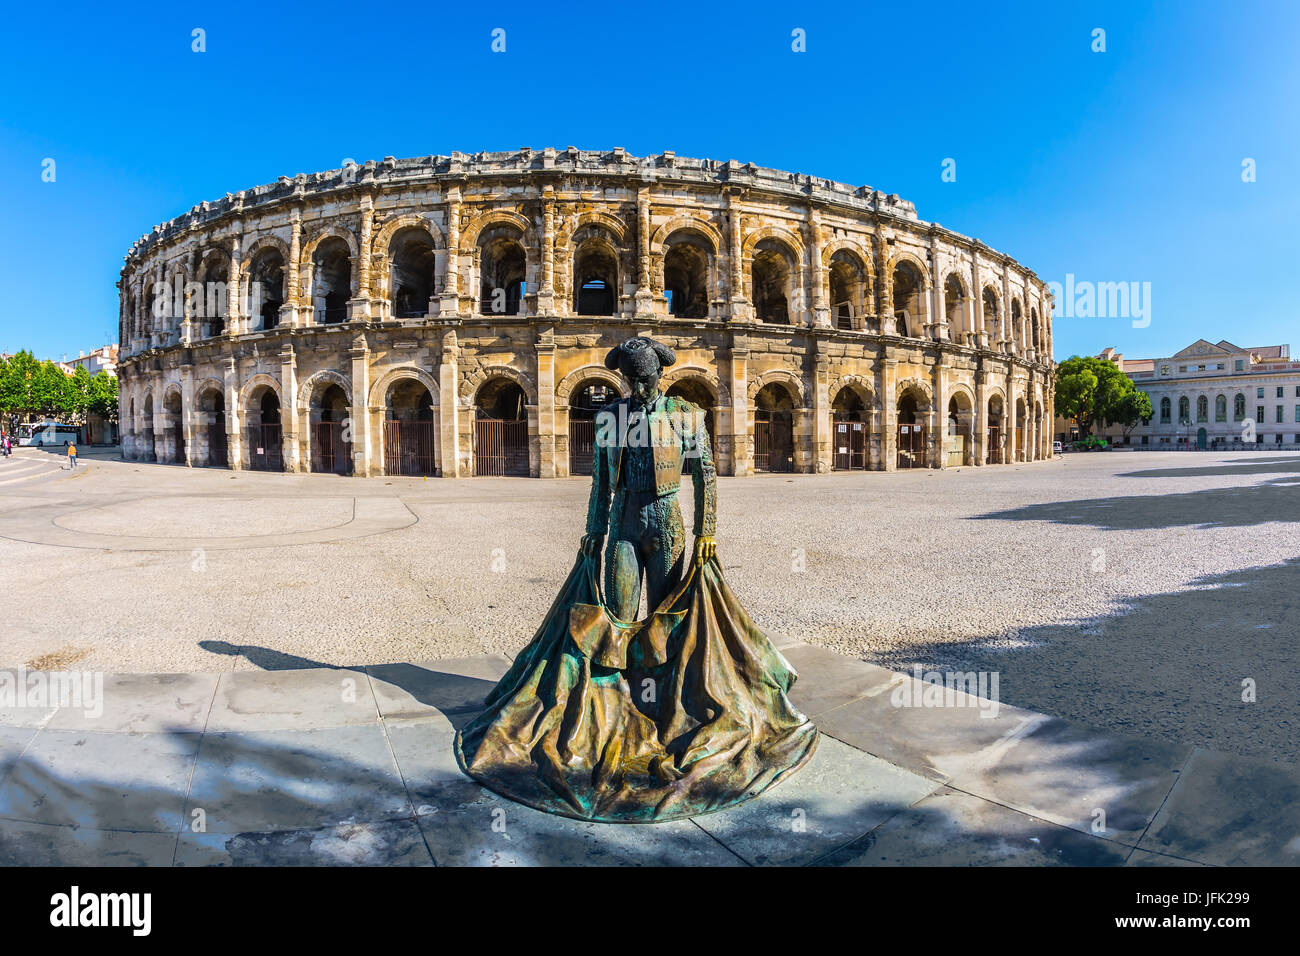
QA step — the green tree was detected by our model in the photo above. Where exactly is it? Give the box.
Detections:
[1054,355,1142,438]
[66,365,92,421]
[1110,389,1153,439]
[30,360,69,418]
[88,370,119,425]
[0,350,38,419]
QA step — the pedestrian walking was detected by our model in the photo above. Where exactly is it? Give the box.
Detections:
[67,442,77,469]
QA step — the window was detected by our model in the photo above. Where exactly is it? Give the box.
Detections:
[1278,406,1285,423]
[1295,405,1300,422]
[1257,387,1265,398]
[1198,364,1206,371]
[1278,387,1285,398]
[1215,395,1227,422]
[1257,406,1265,424]
[1295,386,1300,398]
[1178,396,1190,421]
[1235,394,1246,419]
[1160,365,1171,376]
[1217,363,1225,370]
[1235,360,1244,371]
[1196,395,1208,422]
[1160,397,1171,423]
[1179,365,1187,373]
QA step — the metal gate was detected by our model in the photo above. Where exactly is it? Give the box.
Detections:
[383,420,437,476]
[171,423,185,464]
[474,419,529,476]
[754,413,794,472]
[569,419,596,475]
[986,426,1000,464]
[311,421,352,475]
[207,421,228,467]
[246,423,283,471]
[897,424,926,469]
[832,418,866,471]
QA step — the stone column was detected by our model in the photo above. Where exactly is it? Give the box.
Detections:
[930,232,947,341]
[635,188,654,317]
[726,188,746,321]
[971,251,985,349]
[180,367,195,466]
[812,347,831,472]
[1006,369,1018,462]
[1001,264,1013,354]
[974,369,988,466]
[439,185,462,316]
[881,355,897,471]
[439,329,461,477]
[350,195,374,321]
[877,236,894,328]
[224,357,243,470]
[538,187,556,316]
[281,346,300,472]
[227,234,244,337]
[727,346,750,475]
[807,208,828,328]
[349,334,372,476]
[535,331,557,477]
[931,358,947,469]
[282,212,302,328]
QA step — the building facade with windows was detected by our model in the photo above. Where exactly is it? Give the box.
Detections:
[116,149,1056,477]
[1060,340,1300,448]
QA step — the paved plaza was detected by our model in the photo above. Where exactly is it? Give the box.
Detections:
[0,447,1297,865]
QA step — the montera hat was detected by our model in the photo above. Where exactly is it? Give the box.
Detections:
[603,337,677,377]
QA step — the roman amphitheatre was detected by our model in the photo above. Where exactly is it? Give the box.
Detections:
[115,147,1055,478]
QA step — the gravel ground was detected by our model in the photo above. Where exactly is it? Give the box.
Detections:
[2,447,1297,761]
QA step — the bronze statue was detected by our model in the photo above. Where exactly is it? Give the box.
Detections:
[456,336,817,823]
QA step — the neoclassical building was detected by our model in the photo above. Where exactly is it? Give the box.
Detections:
[116,148,1056,478]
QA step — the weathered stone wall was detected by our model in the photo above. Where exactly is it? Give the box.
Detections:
[116,149,1056,476]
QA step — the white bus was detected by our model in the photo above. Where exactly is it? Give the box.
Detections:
[17,422,82,447]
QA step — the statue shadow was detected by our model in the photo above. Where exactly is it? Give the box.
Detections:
[1117,454,1300,480]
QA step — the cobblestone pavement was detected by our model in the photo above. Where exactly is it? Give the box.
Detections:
[2,447,1297,763]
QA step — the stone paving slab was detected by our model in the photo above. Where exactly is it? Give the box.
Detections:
[0,650,1291,865]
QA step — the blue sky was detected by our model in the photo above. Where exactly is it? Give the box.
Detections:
[1,0,1296,362]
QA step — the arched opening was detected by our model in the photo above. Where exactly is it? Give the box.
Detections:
[164,389,184,464]
[140,393,156,462]
[1010,299,1024,353]
[1196,395,1209,423]
[573,237,618,316]
[947,392,975,466]
[1178,395,1190,422]
[663,377,717,451]
[567,379,617,476]
[196,387,227,467]
[390,227,437,319]
[753,382,795,473]
[1215,394,1228,423]
[897,389,927,468]
[1161,396,1172,424]
[1015,397,1027,462]
[1031,306,1041,353]
[197,251,230,338]
[829,251,867,331]
[474,378,529,476]
[309,382,352,475]
[663,232,711,318]
[752,239,795,324]
[248,247,285,331]
[478,226,527,316]
[1034,401,1044,459]
[891,262,925,337]
[1233,393,1246,421]
[831,387,869,470]
[945,275,968,343]
[384,378,437,476]
[246,385,283,471]
[312,237,351,324]
[982,287,1001,345]
[987,395,1004,464]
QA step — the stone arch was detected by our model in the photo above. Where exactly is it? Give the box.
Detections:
[747,367,806,405]
[828,374,877,407]
[894,376,933,410]
[460,364,537,406]
[554,365,626,407]
[741,224,805,260]
[238,372,282,408]
[459,209,536,253]
[555,211,628,253]
[243,233,292,269]
[369,365,440,409]
[194,377,224,402]
[889,251,931,289]
[372,214,446,256]
[300,224,360,262]
[649,216,724,255]
[948,382,977,409]
[660,366,725,406]
[298,368,353,409]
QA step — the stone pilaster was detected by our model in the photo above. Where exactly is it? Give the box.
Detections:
[812,346,831,472]
[349,195,374,321]
[537,187,556,316]
[535,331,557,477]
[974,367,988,466]
[635,188,654,318]
[727,346,750,475]
[281,346,300,472]
[881,354,897,471]
[349,334,371,476]
[282,212,302,328]
[439,328,461,476]
[180,367,195,466]
[224,356,243,470]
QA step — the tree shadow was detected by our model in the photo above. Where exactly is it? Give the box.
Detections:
[1118,455,1300,480]
[976,475,1300,530]
[863,558,1300,764]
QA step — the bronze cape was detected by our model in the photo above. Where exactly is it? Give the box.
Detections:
[454,549,818,823]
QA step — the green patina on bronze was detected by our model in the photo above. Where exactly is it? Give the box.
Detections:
[455,336,817,823]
